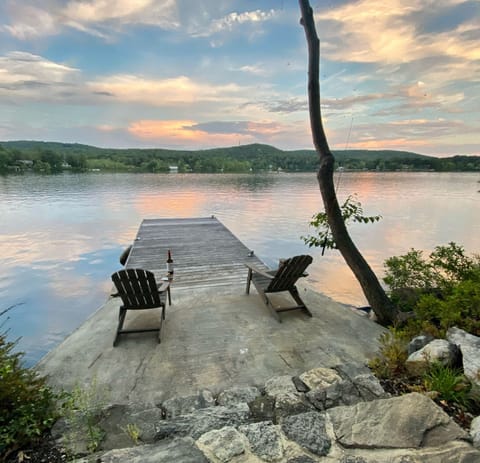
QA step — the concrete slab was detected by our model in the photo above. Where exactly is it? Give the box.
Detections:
[37,281,386,406]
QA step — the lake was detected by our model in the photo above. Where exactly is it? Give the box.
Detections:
[1,171,479,366]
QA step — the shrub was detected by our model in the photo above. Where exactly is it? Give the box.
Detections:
[368,329,409,379]
[383,243,480,336]
[0,325,60,459]
[384,242,480,295]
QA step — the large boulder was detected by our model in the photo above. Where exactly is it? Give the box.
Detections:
[405,339,461,376]
[327,392,467,449]
[75,437,208,463]
[447,327,480,387]
[155,404,251,440]
[408,334,435,355]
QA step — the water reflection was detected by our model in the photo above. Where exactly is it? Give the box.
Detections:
[1,172,479,365]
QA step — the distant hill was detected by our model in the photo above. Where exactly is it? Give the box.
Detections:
[1,140,433,161]
[1,140,479,173]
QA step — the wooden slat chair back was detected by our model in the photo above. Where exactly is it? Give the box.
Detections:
[266,255,313,292]
[111,268,166,346]
[246,254,313,322]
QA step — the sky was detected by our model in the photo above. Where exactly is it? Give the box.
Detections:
[0,0,479,157]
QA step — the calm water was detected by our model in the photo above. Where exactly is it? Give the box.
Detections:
[1,172,479,366]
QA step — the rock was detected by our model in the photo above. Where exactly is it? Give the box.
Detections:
[239,421,284,462]
[405,339,461,376]
[447,327,480,386]
[301,367,347,411]
[75,437,208,462]
[51,413,93,456]
[339,457,369,463]
[162,390,215,418]
[196,426,247,462]
[248,394,275,422]
[274,391,312,421]
[299,367,343,390]
[306,377,359,410]
[471,416,480,449]
[98,404,164,450]
[155,404,251,440]
[292,375,310,392]
[351,373,388,401]
[217,386,260,407]
[264,375,298,397]
[391,441,480,462]
[408,334,435,355]
[328,392,468,449]
[281,411,331,456]
[286,456,316,463]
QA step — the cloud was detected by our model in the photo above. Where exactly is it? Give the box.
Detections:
[1,3,58,39]
[127,119,255,147]
[317,0,479,64]
[2,1,276,41]
[125,117,311,149]
[336,117,477,154]
[89,74,247,107]
[191,9,276,38]
[0,52,81,101]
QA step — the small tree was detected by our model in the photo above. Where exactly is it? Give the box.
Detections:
[298,0,398,325]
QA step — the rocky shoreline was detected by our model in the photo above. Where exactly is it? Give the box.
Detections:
[50,366,480,463]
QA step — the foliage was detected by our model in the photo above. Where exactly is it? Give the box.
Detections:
[62,377,109,453]
[423,363,472,407]
[368,329,409,379]
[384,242,479,292]
[383,243,480,336]
[122,423,141,445]
[0,310,61,459]
[302,194,381,250]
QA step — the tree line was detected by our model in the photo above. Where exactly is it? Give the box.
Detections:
[1,141,479,174]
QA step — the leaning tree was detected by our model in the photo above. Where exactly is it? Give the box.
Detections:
[298,0,398,325]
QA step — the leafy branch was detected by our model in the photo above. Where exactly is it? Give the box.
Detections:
[302,195,381,252]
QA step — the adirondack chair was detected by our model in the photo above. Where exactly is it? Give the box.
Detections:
[111,268,168,346]
[245,255,313,322]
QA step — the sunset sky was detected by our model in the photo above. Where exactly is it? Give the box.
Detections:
[0,0,478,156]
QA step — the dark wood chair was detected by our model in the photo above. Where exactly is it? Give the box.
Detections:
[111,269,168,346]
[246,255,313,322]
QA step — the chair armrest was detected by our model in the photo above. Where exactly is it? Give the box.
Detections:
[245,263,275,279]
[157,282,170,292]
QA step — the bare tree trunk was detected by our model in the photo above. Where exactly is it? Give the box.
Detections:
[299,0,397,325]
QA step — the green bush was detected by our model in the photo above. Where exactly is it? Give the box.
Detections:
[384,242,479,293]
[368,329,409,379]
[0,319,61,459]
[383,243,480,336]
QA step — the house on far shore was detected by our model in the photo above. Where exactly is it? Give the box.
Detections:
[169,165,178,173]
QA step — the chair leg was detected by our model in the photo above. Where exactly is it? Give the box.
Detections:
[158,305,165,343]
[246,268,253,294]
[113,308,127,347]
[289,287,313,317]
[259,290,281,322]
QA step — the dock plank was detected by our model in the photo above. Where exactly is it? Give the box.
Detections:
[125,217,268,288]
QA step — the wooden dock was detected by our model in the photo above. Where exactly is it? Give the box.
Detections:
[125,217,267,289]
